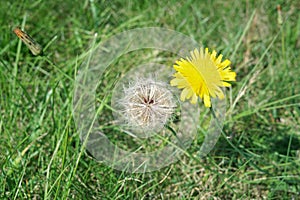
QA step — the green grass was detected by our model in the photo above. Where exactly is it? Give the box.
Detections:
[1,0,300,199]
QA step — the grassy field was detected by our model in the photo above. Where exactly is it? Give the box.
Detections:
[1,0,300,199]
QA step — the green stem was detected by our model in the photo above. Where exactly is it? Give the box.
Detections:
[42,56,74,82]
[210,107,270,174]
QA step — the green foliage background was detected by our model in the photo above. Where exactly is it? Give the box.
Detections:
[0,0,299,199]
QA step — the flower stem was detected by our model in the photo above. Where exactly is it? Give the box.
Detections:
[209,107,269,174]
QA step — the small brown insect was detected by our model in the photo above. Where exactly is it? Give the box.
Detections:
[13,27,43,56]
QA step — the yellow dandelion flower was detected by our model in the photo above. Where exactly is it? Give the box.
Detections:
[170,47,236,107]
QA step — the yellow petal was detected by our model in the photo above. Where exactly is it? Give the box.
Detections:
[170,47,236,107]
[203,94,211,107]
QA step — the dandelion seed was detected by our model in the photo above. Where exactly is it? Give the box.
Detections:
[118,78,177,134]
[170,47,236,107]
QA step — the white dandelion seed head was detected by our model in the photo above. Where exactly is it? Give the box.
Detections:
[116,77,177,137]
